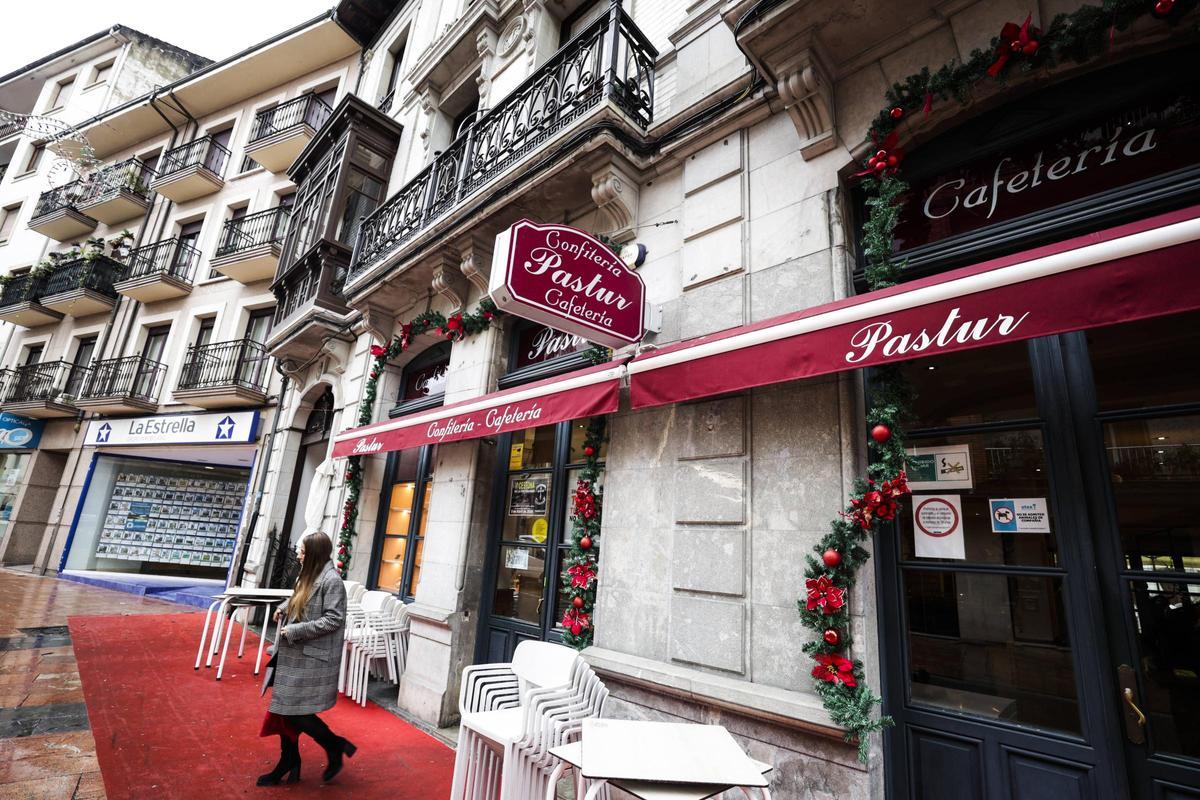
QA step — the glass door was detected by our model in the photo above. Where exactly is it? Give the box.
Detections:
[477,418,606,664]
[133,326,169,399]
[1065,312,1200,799]
[877,340,1127,799]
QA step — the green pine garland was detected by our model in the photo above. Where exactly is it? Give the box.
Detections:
[807,0,1195,763]
[560,416,606,648]
[335,298,501,577]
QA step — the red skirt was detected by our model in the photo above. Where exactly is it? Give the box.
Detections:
[260,711,299,741]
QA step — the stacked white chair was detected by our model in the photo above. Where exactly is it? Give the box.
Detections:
[343,579,366,605]
[450,641,609,800]
[339,590,412,706]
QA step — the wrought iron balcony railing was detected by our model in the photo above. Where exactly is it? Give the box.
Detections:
[345,5,655,286]
[40,255,125,298]
[4,360,83,404]
[377,90,395,114]
[77,157,156,204]
[82,355,165,404]
[249,94,333,144]
[0,118,23,141]
[215,207,291,258]
[0,273,47,308]
[157,135,231,179]
[177,338,272,393]
[125,238,201,283]
[32,181,89,218]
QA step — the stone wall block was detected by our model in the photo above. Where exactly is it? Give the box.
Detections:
[680,222,743,290]
[671,527,745,596]
[673,457,746,524]
[668,594,745,672]
[681,175,742,240]
[678,396,745,460]
[748,194,830,274]
[749,603,809,691]
[681,273,744,339]
[749,250,834,322]
[683,135,743,194]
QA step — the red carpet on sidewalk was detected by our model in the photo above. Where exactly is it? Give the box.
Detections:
[68,613,455,799]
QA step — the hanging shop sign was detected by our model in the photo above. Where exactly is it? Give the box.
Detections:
[0,412,44,450]
[989,497,1051,534]
[892,85,1199,251]
[490,220,646,348]
[906,444,973,491]
[83,410,260,447]
[912,494,965,560]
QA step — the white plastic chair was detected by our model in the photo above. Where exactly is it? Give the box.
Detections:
[450,642,606,800]
[339,590,389,697]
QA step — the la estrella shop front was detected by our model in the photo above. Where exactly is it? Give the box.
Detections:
[59,410,261,583]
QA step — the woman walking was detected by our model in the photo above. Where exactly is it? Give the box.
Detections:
[258,531,357,786]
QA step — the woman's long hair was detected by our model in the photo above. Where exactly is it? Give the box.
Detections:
[287,532,334,620]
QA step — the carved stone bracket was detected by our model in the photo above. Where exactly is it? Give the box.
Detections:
[358,303,396,346]
[431,254,472,315]
[590,159,640,243]
[475,27,498,107]
[775,45,836,160]
[418,88,440,152]
[456,233,493,295]
[522,0,545,69]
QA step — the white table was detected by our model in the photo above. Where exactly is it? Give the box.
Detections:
[545,720,773,800]
[194,587,293,679]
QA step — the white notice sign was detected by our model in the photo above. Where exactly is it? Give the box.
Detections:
[989,498,1051,533]
[913,494,965,560]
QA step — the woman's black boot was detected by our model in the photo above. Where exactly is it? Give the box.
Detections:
[321,736,357,783]
[256,737,301,786]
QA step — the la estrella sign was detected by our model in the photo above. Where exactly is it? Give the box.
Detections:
[490,220,646,348]
[84,410,259,446]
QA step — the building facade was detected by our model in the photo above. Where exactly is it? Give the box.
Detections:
[1,2,1197,799]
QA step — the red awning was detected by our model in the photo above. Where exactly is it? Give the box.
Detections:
[332,361,624,458]
[630,206,1200,409]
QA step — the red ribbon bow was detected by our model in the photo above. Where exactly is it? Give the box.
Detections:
[988,14,1040,78]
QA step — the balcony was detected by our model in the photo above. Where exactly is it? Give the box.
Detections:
[0,361,86,418]
[245,94,333,173]
[266,241,354,366]
[114,238,199,302]
[28,182,98,241]
[75,355,164,414]
[210,207,290,284]
[344,6,656,293]
[0,273,61,327]
[150,136,230,203]
[38,255,125,318]
[174,339,271,408]
[76,158,156,225]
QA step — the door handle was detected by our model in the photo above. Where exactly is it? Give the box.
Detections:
[1117,664,1146,744]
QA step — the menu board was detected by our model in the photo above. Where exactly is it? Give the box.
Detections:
[94,470,247,568]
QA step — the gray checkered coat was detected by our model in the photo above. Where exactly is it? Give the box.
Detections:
[268,560,346,716]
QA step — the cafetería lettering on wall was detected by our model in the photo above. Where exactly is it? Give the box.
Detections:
[490,220,647,348]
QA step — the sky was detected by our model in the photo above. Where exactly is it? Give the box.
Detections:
[0,0,336,77]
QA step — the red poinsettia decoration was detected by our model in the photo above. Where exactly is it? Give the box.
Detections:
[812,653,857,687]
[445,314,464,340]
[845,470,911,530]
[567,561,597,589]
[805,575,846,615]
[399,322,413,351]
[987,14,1040,78]
[561,608,591,630]
[573,480,598,520]
[370,343,387,358]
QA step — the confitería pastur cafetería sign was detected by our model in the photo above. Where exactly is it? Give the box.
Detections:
[490,220,647,348]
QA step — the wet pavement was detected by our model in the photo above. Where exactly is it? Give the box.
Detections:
[0,568,189,799]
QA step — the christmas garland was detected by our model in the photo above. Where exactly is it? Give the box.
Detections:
[560,416,606,648]
[335,298,501,577]
[807,0,1196,763]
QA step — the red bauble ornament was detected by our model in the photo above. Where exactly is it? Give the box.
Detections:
[570,623,583,636]
[579,536,592,550]
[822,548,842,568]
[336,560,344,570]
[889,106,904,119]
[823,628,840,646]
[870,424,891,443]
[573,596,584,609]
[583,446,595,457]
[1154,0,1174,12]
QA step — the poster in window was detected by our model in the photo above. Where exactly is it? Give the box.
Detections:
[508,474,549,517]
[124,501,152,533]
[912,494,965,560]
[906,445,973,491]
